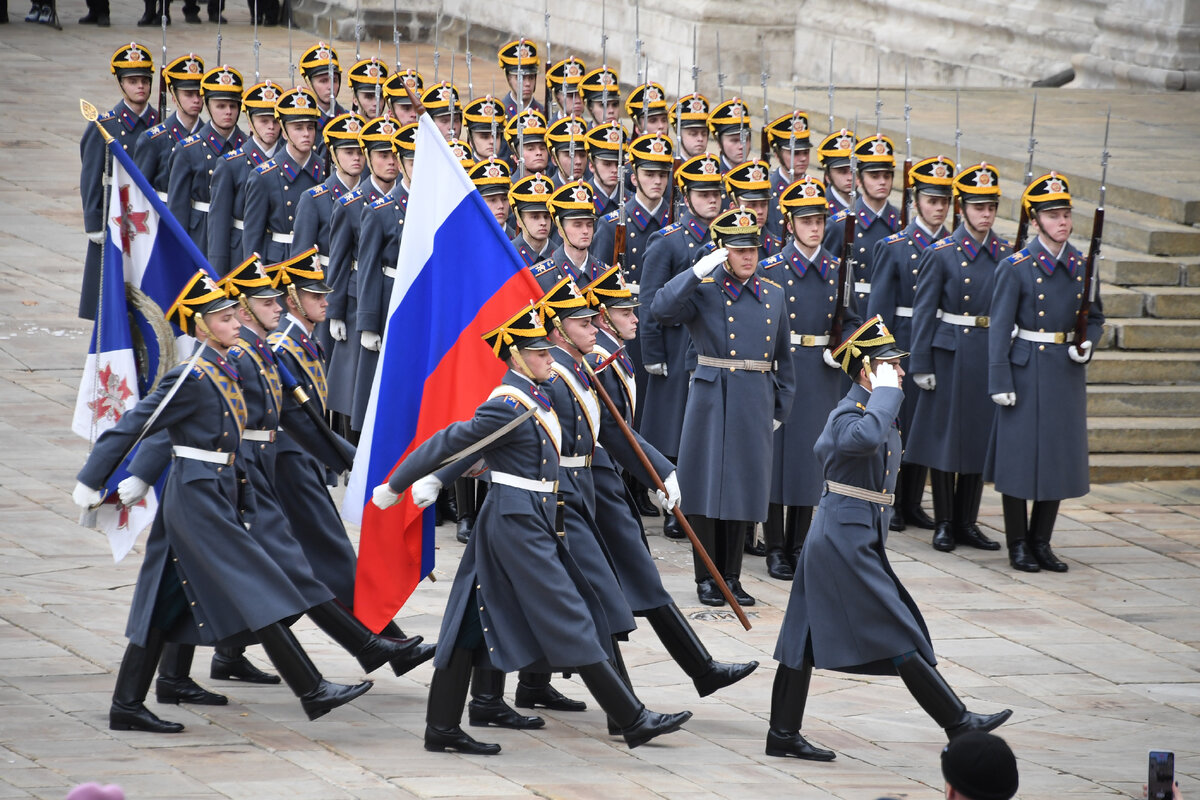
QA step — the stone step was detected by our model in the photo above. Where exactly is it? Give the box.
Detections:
[1100,247,1193,287]
[1087,385,1200,417]
[1102,284,1145,319]
[1106,318,1200,350]
[1135,286,1200,319]
[1090,453,1200,483]
[1088,416,1200,453]
[1088,350,1200,383]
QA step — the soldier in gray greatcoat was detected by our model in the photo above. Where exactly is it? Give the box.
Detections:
[868,156,954,534]
[651,207,796,607]
[767,317,1011,761]
[371,302,692,755]
[72,271,372,734]
[760,177,860,581]
[507,172,556,267]
[763,111,812,243]
[78,43,160,320]
[815,129,856,215]
[530,180,607,291]
[909,163,1011,554]
[986,173,1104,573]
[133,53,204,200]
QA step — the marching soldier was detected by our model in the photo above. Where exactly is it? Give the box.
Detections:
[583,121,627,219]
[353,121,417,431]
[382,69,424,126]
[325,117,403,434]
[907,162,1007,553]
[625,82,669,138]
[462,95,506,161]
[767,316,1010,761]
[724,160,783,257]
[816,129,856,214]
[72,271,372,733]
[580,67,621,127]
[531,181,605,290]
[763,110,812,242]
[707,98,752,172]
[985,173,1104,573]
[498,39,544,119]
[242,87,325,264]
[545,115,590,186]
[505,107,550,179]
[670,93,711,160]
[207,80,282,275]
[759,176,860,581]
[422,81,464,142]
[298,42,348,134]
[347,57,388,120]
[638,153,724,539]
[866,155,954,533]
[134,53,204,200]
[823,134,902,305]
[546,56,587,121]
[371,302,691,755]
[79,43,160,320]
[167,65,246,255]
[650,208,795,606]
[508,173,556,267]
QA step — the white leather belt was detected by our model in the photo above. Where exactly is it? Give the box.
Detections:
[242,429,276,442]
[854,281,871,294]
[825,480,894,506]
[270,231,293,244]
[1017,328,1071,344]
[491,472,558,492]
[790,333,830,347]
[318,254,330,267]
[156,190,169,202]
[382,266,397,277]
[696,354,773,372]
[173,445,235,465]
[559,455,591,468]
[232,218,244,230]
[191,200,211,213]
[894,306,913,318]
[941,312,990,328]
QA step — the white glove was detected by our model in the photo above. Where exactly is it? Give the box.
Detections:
[86,230,106,245]
[914,373,936,391]
[372,483,401,509]
[1010,324,1019,342]
[644,362,668,378]
[991,392,1016,407]
[655,470,681,512]
[410,474,442,509]
[822,348,840,369]
[72,481,102,509]
[868,361,900,390]
[361,331,382,351]
[1068,340,1093,364]
[691,247,728,279]
[329,319,347,341]
[772,419,783,431]
[117,475,150,506]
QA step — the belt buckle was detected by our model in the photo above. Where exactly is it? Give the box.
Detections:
[976,316,990,329]
[800,334,815,347]
[1053,332,1067,344]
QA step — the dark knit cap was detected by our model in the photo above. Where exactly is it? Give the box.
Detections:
[941,732,1019,800]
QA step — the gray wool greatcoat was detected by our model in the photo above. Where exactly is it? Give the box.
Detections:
[761,242,860,507]
[205,139,274,275]
[906,226,1011,474]
[984,237,1105,501]
[390,371,612,673]
[651,264,796,522]
[775,383,937,675]
[166,122,246,255]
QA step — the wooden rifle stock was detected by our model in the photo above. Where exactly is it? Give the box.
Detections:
[611,218,627,270]
[1073,205,1104,348]
[760,128,770,166]
[1014,206,1031,251]
[899,157,913,228]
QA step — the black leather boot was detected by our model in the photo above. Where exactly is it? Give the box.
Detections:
[1029,500,1068,572]
[135,0,159,24]
[379,620,438,674]
[690,515,724,606]
[724,522,755,606]
[211,645,281,683]
[789,506,813,565]
[256,623,372,721]
[25,3,42,22]
[901,464,937,529]
[1002,494,1039,572]
[895,653,1011,740]
[155,643,227,705]
[110,629,184,733]
[953,473,1000,550]
[643,604,758,697]
[577,661,692,749]
[513,670,587,711]
[425,647,500,754]
[307,601,434,675]
[468,668,544,729]
[765,661,836,760]
[930,469,956,552]
[763,504,794,580]
[454,478,476,544]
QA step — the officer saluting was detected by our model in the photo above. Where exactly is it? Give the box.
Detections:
[908,162,1009,553]
[134,53,204,200]
[79,43,160,320]
[986,173,1104,573]
[767,317,1010,761]
[651,207,795,607]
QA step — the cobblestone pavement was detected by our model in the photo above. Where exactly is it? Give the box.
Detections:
[1,8,1197,799]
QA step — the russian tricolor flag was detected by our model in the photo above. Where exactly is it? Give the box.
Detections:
[343,116,544,632]
[72,139,215,561]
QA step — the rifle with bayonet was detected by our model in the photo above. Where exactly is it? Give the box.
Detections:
[1074,108,1110,350]
[1014,94,1038,249]
[543,0,553,118]
[465,11,473,98]
[393,0,400,72]
[612,125,628,272]
[158,15,168,120]
[759,45,770,164]
[715,31,725,104]
[826,41,835,135]
[952,89,961,230]
[900,61,912,227]
[832,113,859,348]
